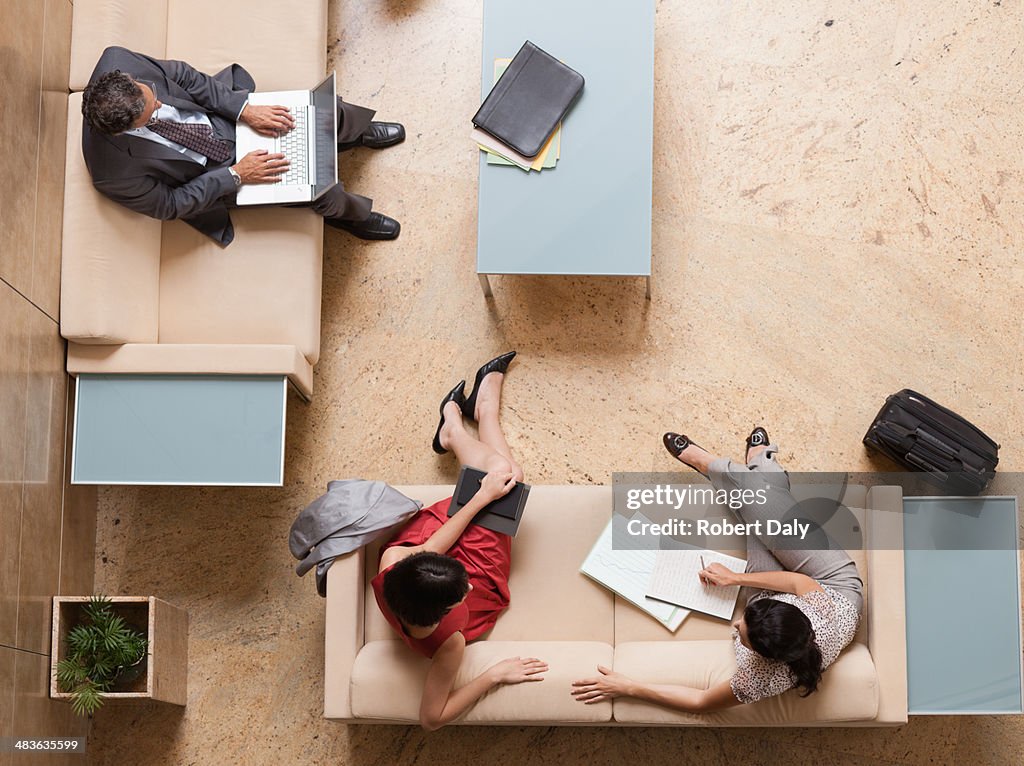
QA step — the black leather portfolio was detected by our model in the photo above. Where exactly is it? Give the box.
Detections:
[472,40,584,158]
[447,466,531,536]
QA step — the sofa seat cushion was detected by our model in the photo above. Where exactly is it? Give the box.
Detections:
[363,486,616,645]
[612,640,878,725]
[165,0,327,92]
[158,209,323,364]
[491,486,615,642]
[351,640,614,723]
[61,94,162,344]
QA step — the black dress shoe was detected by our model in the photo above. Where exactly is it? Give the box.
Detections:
[433,381,467,454]
[662,432,709,477]
[360,121,405,149]
[745,427,771,462]
[662,432,693,458]
[462,351,516,420]
[325,212,401,241]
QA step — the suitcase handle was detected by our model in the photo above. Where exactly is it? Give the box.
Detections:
[906,451,948,480]
[914,427,958,459]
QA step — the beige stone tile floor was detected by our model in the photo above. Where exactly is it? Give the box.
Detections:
[87,0,1023,764]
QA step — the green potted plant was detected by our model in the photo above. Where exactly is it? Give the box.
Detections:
[54,596,148,716]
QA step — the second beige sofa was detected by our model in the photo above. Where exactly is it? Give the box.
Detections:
[324,484,908,726]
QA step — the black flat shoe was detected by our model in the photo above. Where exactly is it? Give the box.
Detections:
[360,121,405,149]
[462,351,516,420]
[745,427,770,461]
[662,432,709,476]
[432,380,466,454]
[326,212,401,241]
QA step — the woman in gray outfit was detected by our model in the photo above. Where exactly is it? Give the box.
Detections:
[572,428,864,712]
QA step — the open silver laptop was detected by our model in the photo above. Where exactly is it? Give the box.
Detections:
[235,72,337,205]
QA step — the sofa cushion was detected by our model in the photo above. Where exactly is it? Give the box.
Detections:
[165,0,328,92]
[363,486,616,645]
[350,640,613,724]
[158,209,323,364]
[61,94,161,344]
[612,640,878,724]
[491,486,615,642]
[69,0,169,91]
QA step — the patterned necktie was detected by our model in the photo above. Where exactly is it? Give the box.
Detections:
[147,119,233,163]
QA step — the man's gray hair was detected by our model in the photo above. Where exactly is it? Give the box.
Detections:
[82,70,146,135]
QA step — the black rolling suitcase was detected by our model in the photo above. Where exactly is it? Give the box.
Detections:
[863,389,999,494]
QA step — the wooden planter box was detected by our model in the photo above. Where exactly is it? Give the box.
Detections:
[50,596,188,706]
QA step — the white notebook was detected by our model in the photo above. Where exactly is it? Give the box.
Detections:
[646,549,747,620]
[579,515,689,632]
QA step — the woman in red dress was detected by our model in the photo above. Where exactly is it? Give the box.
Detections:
[373,352,547,730]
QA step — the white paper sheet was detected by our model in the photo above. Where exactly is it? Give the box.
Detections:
[646,548,747,620]
[580,514,688,631]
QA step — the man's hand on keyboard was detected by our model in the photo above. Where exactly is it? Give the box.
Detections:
[239,104,296,137]
[231,150,290,184]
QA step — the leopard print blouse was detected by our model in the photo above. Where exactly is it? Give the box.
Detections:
[730,586,860,704]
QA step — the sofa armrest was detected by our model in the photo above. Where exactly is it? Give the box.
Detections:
[66,342,314,399]
[324,548,366,719]
[864,485,908,724]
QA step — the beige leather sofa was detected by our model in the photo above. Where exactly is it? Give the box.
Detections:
[60,0,329,399]
[324,484,908,726]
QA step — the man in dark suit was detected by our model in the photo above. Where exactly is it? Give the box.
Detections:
[81,46,404,245]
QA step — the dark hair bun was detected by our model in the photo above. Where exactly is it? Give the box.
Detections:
[744,598,823,696]
[382,552,469,628]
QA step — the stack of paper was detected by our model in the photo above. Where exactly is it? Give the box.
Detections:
[579,513,749,631]
[647,549,746,620]
[579,514,688,632]
[475,59,562,173]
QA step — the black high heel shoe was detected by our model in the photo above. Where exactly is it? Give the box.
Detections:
[745,427,770,461]
[432,380,466,454]
[462,351,516,420]
[662,432,709,476]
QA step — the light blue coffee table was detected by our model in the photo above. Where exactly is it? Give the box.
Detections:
[71,374,287,486]
[476,0,655,298]
[903,496,1023,714]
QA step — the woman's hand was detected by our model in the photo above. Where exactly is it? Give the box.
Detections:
[700,562,741,587]
[571,665,634,704]
[476,470,517,504]
[487,656,548,685]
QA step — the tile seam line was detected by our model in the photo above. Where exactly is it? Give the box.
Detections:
[0,642,51,658]
[0,278,59,326]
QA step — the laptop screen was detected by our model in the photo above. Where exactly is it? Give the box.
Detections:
[312,73,338,199]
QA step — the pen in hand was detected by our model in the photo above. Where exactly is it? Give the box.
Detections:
[700,554,707,586]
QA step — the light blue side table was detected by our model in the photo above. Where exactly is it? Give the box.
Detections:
[71,374,287,486]
[903,496,1023,714]
[477,0,655,298]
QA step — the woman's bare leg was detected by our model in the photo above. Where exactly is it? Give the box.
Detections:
[473,372,524,482]
[438,401,517,477]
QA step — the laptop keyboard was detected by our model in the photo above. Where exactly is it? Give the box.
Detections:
[277,107,310,185]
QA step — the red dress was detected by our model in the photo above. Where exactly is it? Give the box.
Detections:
[371,497,512,658]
